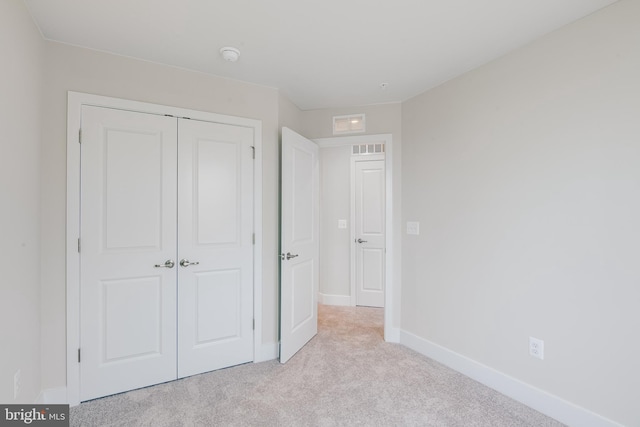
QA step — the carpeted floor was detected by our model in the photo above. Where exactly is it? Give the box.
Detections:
[71,304,564,426]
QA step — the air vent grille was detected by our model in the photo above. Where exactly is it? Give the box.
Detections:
[352,143,384,155]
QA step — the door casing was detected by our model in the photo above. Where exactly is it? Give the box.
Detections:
[66,92,263,406]
[314,134,396,342]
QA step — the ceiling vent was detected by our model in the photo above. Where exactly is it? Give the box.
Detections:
[333,114,365,135]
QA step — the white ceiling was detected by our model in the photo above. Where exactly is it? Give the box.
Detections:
[25,0,617,110]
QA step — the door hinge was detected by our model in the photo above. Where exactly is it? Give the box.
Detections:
[77,348,81,363]
[253,319,255,330]
[251,146,255,159]
[78,129,82,144]
[252,233,255,245]
[77,238,81,253]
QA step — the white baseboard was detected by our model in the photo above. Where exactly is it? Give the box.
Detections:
[400,330,622,427]
[384,326,401,343]
[36,387,67,404]
[318,293,352,306]
[255,342,278,363]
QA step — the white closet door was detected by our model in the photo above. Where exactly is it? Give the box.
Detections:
[279,127,319,363]
[177,119,254,378]
[80,106,178,401]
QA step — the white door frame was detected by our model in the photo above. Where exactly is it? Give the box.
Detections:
[314,134,395,341]
[66,91,263,406]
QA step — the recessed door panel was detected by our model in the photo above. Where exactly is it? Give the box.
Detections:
[195,269,241,344]
[291,260,314,330]
[361,169,384,235]
[102,277,162,361]
[292,148,314,244]
[103,129,163,251]
[195,139,240,245]
[361,249,384,292]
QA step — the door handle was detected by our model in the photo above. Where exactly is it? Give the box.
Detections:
[356,239,368,243]
[154,260,175,268]
[179,259,200,267]
[281,252,299,260]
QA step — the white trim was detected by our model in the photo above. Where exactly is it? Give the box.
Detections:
[66,91,263,406]
[314,134,395,342]
[36,387,68,404]
[255,343,278,362]
[318,293,352,306]
[400,330,623,427]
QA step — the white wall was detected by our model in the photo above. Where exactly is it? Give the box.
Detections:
[401,1,639,425]
[301,104,402,327]
[39,41,281,390]
[319,145,352,300]
[0,0,43,404]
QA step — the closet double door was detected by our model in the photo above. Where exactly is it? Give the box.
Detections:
[79,106,254,401]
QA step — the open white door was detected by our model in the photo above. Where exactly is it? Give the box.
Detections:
[280,127,319,363]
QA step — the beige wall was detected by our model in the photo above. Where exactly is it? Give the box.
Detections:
[401,1,639,425]
[0,0,44,403]
[278,93,305,136]
[301,104,402,328]
[39,41,281,390]
[318,145,352,298]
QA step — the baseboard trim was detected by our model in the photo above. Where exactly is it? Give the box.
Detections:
[400,330,622,427]
[255,342,278,363]
[384,326,401,343]
[36,387,68,404]
[318,293,351,306]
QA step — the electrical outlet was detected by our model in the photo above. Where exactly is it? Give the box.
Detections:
[14,369,21,399]
[529,337,544,360]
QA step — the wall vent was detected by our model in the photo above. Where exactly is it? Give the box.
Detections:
[333,114,365,135]
[352,143,384,155]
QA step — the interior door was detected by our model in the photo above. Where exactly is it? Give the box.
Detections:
[177,119,254,378]
[80,106,178,401]
[280,127,319,363]
[354,158,385,308]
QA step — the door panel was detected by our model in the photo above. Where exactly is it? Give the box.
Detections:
[280,127,319,363]
[177,119,254,378]
[80,106,178,401]
[354,159,385,307]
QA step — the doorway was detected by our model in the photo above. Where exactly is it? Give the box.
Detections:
[315,134,394,339]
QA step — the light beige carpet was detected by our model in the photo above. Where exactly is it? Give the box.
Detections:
[71,304,564,426]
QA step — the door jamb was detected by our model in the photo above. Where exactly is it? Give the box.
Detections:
[66,91,263,406]
[313,134,395,342]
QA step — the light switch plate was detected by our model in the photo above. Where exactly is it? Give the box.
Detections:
[406,221,420,235]
[338,219,347,229]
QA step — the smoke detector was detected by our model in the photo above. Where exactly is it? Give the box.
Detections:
[220,47,240,62]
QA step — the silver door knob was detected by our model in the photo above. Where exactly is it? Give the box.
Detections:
[179,259,200,267]
[285,252,299,260]
[154,260,175,268]
[356,239,368,243]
